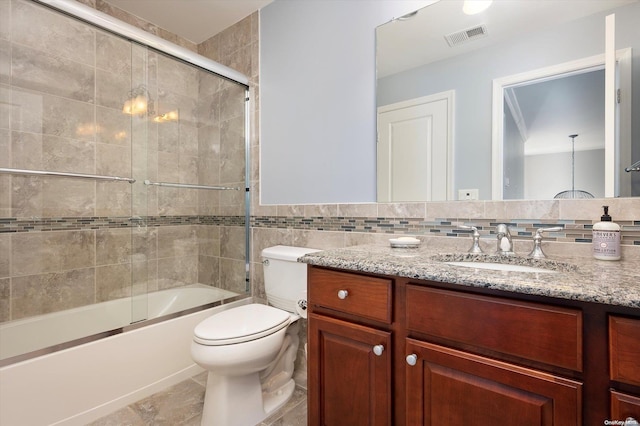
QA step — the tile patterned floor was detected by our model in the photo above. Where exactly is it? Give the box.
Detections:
[88,371,307,426]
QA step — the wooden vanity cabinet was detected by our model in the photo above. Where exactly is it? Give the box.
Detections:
[404,285,582,425]
[609,316,640,422]
[307,265,640,426]
[307,267,393,426]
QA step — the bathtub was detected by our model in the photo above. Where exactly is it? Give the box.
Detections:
[0,284,240,361]
[0,286,249,426]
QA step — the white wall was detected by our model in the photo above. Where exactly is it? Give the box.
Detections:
[260,0,433,204]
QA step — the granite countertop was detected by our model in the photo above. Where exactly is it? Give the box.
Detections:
[299,244,640,309]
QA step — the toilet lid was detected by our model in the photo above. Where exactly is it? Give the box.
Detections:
[193,304,291,346]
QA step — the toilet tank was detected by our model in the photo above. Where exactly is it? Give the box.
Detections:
[261,245,321,313]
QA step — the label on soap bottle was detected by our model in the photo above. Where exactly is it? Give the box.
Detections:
[592,230,621,260]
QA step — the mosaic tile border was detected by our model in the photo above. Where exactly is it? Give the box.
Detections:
[251,216,640,246]
[2,215,639,246]
[0,216,246,233]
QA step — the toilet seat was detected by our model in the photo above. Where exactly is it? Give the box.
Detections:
[194,304,291,346]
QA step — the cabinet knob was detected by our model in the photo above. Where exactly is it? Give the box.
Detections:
[337,290,349,299]
[406,354,418,366]
[373,345,384,356]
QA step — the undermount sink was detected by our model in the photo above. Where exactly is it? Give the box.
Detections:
[445,261,557,274]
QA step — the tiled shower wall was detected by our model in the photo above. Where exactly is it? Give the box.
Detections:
[0,0,247,323]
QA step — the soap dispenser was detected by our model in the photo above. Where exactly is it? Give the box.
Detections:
[592,206,621,260]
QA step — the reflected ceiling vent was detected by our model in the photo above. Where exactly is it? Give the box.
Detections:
[445,24,488,47]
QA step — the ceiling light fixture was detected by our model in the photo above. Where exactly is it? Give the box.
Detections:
[463,0,493,15]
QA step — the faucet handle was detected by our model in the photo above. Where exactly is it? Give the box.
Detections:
[533,226,563,238]
[528,227,563,259]
[460,225,483,254]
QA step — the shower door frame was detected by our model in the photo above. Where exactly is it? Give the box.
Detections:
[1,0,252,366]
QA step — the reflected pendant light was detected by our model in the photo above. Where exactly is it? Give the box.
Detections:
[554,134,595,199]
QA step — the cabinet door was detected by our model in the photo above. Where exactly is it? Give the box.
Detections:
[308,313,391,426]
[611,391,640,424]
[405,339,582,425]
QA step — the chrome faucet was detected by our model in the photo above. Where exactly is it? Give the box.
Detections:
[495,224,514,255]
[460,225,483,254]
[528,227,563,259]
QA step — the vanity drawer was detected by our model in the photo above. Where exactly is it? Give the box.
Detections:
[405,285,583,371]
[609,316,640,386]
[308,267,392,323]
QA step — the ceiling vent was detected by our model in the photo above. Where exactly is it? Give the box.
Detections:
[445,25,488,47]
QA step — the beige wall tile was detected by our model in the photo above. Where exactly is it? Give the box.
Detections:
[303,204,338,218]
[97,143,131,177]
[559,198,638,221]
[12,44,95,103]
[220,225,246,260]
[0,39,9,85]
[198,225,220,257]
[12,230,96,276]
[133,259,158,295]
[42,178,95,217]
[96,31,131,75]
[426,201,485,219]
[251,227,294,263]
[96,263,132,302]
[0,88,10,130]
[0,1,9,41]
[133,226,158,261]
[198,255,219,286]
[378,202,426,218]
[11,131,42,170]
[95,68,130,110]
[13,0,95,66]
[337,203,377,217]
[157,225,198,259]
[11,176,43,217]
[43,135,95,174]
[219,258,246,293]
[96,228,132,266]
[11,268,95,319]
[42,94,96,141]
[157,255,198,289]
[157,54,199,99]
[277,205,305,217]
[0,234,9,277]
[9,89,44,134]
[292,230,344,250]
[0,277,9,322]
[95,181,132,216]
[96,106,131,146]
[0,175,10,217]
[503,199,559,220]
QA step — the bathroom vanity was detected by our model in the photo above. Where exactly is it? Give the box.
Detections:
[302,244,640,425]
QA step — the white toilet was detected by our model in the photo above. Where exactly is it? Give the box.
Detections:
[191,245,320,426]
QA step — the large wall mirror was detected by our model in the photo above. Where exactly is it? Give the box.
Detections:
[376,0,640,201]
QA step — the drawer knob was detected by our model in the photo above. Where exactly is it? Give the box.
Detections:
[406,354,418,366]
[337,290,349,299]
[373,345,384,356]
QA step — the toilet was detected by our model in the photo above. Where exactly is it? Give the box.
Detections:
[191,245,320,426]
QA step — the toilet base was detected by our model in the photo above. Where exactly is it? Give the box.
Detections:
[263,378,296,416]
[201,373,296,426]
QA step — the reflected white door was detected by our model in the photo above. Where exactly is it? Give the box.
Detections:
[377,92,452,202]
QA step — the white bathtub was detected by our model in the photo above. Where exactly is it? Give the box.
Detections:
[0,286,249,426]
[0,284,239,361]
